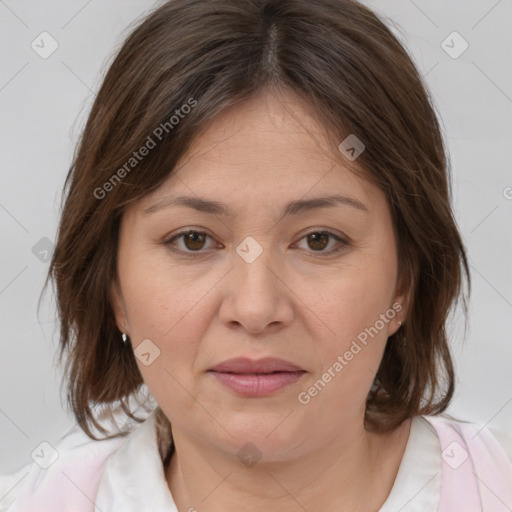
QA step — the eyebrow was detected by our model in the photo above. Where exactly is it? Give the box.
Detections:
[144,193,368,216]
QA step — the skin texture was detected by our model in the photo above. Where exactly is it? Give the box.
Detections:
[112,89,412,512]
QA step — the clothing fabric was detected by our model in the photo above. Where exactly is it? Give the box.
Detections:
[1,408,511,511]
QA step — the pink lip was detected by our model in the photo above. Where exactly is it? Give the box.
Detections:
[208,357,306,397]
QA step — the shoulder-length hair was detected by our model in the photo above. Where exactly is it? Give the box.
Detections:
[46,0,470,440]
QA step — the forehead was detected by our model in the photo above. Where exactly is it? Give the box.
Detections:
[138,91,384,217]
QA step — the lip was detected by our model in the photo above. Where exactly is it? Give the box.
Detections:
[210,357,304,373]
[208,357,306,397]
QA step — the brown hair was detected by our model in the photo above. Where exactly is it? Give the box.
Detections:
[46,0,470,440]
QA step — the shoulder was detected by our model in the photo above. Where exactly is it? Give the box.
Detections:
[422,413,512,509]
[0,425,128,512]
[423,413,512,463]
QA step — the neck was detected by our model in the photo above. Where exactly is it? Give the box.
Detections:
[165,418,411,512]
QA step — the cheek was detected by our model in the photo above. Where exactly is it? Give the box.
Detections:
[306,258,396,346]
[298,253,397,402]
[117,249,212,389]
[119,254,214,420]
[120,247,214,340]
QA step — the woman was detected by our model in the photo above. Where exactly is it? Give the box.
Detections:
[1,0,511,511]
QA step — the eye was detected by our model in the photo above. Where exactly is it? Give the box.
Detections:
[164,230,217,253]
[295,230,349,255]
[164,229,350,256]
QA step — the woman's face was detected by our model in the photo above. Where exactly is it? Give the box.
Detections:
[112,90,406,461]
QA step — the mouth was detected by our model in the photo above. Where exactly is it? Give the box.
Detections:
[208,357,306,397]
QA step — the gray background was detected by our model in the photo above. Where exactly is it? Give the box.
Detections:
[1,0,511,474]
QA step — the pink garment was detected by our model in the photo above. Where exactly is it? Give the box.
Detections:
[2,435,125,512]
[424,415,512,512]
[2,414,511,511]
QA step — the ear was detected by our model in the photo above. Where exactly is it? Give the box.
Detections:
[110,278,129,334]
[390,269,412,334]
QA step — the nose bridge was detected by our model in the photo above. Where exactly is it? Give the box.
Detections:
[219,233,293,333]
[234,234,279,290]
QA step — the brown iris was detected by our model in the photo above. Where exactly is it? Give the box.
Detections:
[306,232,329,251]
[183,231,207,251]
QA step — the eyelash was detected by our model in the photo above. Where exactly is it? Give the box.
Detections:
[163,229,350,257]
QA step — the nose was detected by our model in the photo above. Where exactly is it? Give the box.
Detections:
[218,238,294,335]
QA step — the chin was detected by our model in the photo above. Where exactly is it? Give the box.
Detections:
[208,414,308,462]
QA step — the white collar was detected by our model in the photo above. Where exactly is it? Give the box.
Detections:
[94,412,438,512]
[378,415,440,511]
[94,409,178,511]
